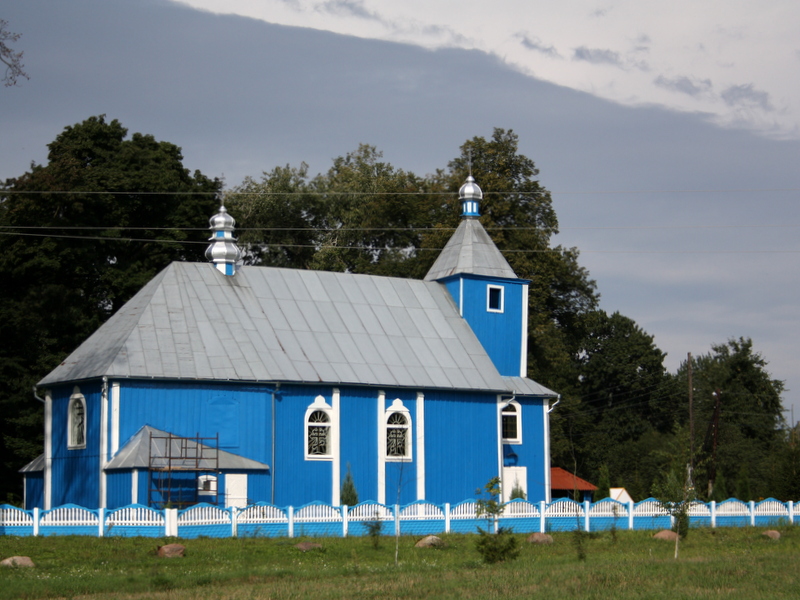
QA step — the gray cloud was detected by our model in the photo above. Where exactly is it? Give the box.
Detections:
[573,46,622,66]
[517,34,561,58]
[654,75,713,97]
[721,83,773,111]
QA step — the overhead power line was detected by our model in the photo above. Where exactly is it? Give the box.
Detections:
[1,187,799,196]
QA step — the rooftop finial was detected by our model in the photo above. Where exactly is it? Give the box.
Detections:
[459,170,482,219]
[205,203,242,276]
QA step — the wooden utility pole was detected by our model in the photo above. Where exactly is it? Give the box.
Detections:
[707,389,722,498]
[688,353,694,473]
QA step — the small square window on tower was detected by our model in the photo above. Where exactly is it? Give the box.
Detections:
[487,285,504,313]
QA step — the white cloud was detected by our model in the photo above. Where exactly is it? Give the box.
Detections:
[174,0,800,139]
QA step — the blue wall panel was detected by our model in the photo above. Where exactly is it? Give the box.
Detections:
[503,399,548,503]
[423,390,499,504]
[340,387,380,502]
[273,384,334,506]
[50,383,102,508]
[106,471,131,509]
[24,474,44,510]
[458,276,527,377]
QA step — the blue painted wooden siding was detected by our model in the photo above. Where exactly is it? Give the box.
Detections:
[423,390,499,504]
[106,471,130,508]
[117,380,271,462]
[24,474,44,510]
[43,379,546,510]
[339,387,380,503]
[503,399,548,502]
[50,383,102,508]
[441,275,527,377]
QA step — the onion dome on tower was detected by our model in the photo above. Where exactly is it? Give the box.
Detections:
[205,205,242,276]
[460,174,483,218]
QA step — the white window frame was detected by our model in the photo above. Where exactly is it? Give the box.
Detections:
[305,395,334,461]
[384,398,412,462]
[487,284,504,313]
[500,399,522,444]
[68,387,87,450]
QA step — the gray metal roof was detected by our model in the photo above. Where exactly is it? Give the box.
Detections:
[424,218,518,281]
[105,425,270,471]
[19,453,45,473]
[39,262,555,397]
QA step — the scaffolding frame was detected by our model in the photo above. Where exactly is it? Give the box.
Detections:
[147,431,220,509]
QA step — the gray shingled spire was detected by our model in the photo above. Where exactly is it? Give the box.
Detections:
[424,176,517,281]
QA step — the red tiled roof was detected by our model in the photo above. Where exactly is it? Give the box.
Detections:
[550,467,598,491]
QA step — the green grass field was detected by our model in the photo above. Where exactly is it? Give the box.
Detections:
[1,527,797,599]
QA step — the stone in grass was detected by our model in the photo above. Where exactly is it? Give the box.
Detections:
[415,535,445,548]
[1,556,35,568]
[526,533,554,545]
[157,543,186,558]
[295,542,323,552]
[762,530,781,540]
[653,530,679,541]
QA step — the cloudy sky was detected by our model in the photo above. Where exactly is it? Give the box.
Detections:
[3,0,799,423]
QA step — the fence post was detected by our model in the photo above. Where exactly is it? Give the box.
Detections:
[710,501,716,528]
[32,507,39,537]
[749,501,755,526]
[288,506,294,538]
[342,505,348,538]
[584,500,590,532]
[98,508,105,537]
[231,507,238,538]
[628,501,634,530]
[394,504,400,537]
[788,501,794,525]
[540,501,546,533]
[444,503,450,534]
[164,508,178,537]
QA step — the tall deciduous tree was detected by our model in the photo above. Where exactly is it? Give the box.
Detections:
[674,338,785,499]
[0,116,219,501]
[0,19,28,87]
[227,163,321,269]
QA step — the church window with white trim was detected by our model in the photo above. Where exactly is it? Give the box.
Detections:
[501,400,521,444]
[305,396,333,460]
[68,388,87,449]
[385,399,412,461]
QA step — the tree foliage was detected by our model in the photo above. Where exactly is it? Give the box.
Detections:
[673,338,785,500]
[0,19,28,87]
[0,116,219,500]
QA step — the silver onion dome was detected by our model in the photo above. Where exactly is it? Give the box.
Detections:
[205,205,242,275]
[459,175,482,217]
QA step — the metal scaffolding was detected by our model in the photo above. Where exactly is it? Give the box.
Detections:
[147,431,220,509]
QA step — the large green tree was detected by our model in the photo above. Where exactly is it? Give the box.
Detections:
[673,338,785,500]
[0,116,220,501]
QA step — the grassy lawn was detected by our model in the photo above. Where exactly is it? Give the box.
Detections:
[0,527,798,599]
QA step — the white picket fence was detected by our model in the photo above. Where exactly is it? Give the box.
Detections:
[2,497,796,539]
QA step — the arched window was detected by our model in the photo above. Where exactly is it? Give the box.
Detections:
[308,410,330,455]
[305,395,333,460]
[501,400,521,444]
[68,388,87,449]
[385,399,411,461]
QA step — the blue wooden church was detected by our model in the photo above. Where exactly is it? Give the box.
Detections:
[22,176,558,511]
